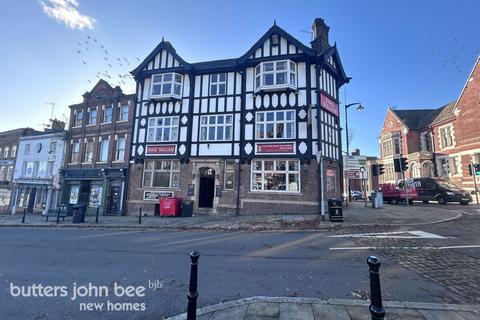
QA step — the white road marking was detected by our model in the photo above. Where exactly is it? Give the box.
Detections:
[329,244,480,251]
[327,230,446,239]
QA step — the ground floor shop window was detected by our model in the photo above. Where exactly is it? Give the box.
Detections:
[251,159,300,192]
[89,184,103,208]
[224,160,235,190]
[143,160,180,188]
[69,185,79,204]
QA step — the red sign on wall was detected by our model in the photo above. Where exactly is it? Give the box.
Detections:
[256,143,295,154]
[146,145,177,155]
[320,93,339,117]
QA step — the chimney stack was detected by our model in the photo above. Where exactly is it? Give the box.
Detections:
[311,18,330,53]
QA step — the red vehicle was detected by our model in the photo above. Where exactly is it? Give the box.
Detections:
[379,182,418,205]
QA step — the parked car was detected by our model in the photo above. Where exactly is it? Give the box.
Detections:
[378,182,417,205]
[406,177,472,205]
[350,190,364,200]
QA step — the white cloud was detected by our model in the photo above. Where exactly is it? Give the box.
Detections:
[40,0,96,30]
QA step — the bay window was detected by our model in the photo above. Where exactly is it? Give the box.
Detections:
[251,160,300,192]
[200,114,233,141]
[255,60,296,92]
[147,116,179,142]
[256,110,295,139]
[151,73,183,99]
[143,160,180,188]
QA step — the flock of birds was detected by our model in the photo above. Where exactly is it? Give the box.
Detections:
[75,34,140,91]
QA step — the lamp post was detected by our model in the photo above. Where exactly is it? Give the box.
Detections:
[345,102,364,202]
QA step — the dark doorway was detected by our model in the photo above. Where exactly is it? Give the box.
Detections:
[107,183,122,215]
[198,167,215,208]
[27,187,36,213]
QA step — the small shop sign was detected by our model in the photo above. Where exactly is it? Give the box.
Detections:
[145,145,177,155]
[255,142,295,155]
[143,190,174,201]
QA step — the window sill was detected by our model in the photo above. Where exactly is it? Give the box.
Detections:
[141,187,181,191]
[116,120,128,123]
[112,160,124,163]
[254,84,297,94]
[81,162,93,165]
[72,126,82,129]
[248,190,302,195]
[150,94,182,101]
[96,161,108,164]
[86,124,96,127]
[100,122,113,125]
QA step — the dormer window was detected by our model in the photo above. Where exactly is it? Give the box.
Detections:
[255,60,296,92]
[151,73,183,99]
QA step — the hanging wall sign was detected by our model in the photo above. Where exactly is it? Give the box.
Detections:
[145,145,177,155]
[187,184,195,196]
[320,93,339,117]
[215,185,223,197]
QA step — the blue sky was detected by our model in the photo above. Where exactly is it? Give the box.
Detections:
[0,0,478,156]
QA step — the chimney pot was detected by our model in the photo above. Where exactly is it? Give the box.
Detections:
[311,18,330,53]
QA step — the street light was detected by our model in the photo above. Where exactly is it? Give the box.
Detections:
[344,102,364,202]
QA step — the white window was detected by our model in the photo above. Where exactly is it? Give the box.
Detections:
[6,166,13,180]
[151,73,183,98]
[103,106,113,123]
[393,138,401,155]
[143,160,180,188]
[88,109,97,125]
[210,74,226,96]
[33,161,40,177]
[49,142,57,154]
[115,137,126,161]
[251,160,300,192]
[200,114,233,141]
[3,147,9,158]
[439,125,454,149]
[71,141,80,163]
[0,167,5,180]
[74,111,83,127]
[11,145,16,158]
[147,117,179,142]
[256,110,295,139]
[224,160,235,190]
[47,161,54,177]
[255,60,296,92]
[83,139,94,162]
[450,156,461,175]
[118,105,129,121]
[25,144,30,155]
[98,138,109,162]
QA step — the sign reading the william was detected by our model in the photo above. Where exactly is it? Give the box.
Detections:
[145,145,176,155]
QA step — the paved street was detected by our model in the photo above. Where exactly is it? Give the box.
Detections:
[1,203,479,319]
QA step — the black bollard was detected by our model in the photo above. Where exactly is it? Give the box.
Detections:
[367,256,385,320]
[56,207,61,224]
[95,207,99,224]
[138,207,142,224]
[187,251,200,320]
[21,208,26,223]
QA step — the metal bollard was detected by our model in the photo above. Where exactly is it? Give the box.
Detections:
[187,251,200,320]
[367,256,385,320]
[22,208,26,223]
[56,207,61,224]
[95,207,100,224]
[138,207,142,224]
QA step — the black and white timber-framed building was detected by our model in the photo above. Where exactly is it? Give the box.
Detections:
[127,18,349,215]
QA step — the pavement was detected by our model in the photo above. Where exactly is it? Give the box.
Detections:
[166,297,480,320]
[0,201,464,231]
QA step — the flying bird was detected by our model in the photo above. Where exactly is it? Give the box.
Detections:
[76,49,81,54]
[82,60,87,65]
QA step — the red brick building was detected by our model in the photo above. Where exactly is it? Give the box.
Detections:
[379,56,480,196]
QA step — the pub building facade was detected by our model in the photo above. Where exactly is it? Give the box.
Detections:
[128,18,348,215]
[60,80,135,215]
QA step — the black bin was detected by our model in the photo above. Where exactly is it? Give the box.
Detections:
[72,204,87,223]
[181,200,193,217]
[328,198,343,222]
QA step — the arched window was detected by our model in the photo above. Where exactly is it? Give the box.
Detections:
[422,161,434,177]
[410,162,419,178]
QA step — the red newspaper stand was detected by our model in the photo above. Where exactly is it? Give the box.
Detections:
[159,197,181,217]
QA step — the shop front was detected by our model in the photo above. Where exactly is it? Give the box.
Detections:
[61,168,128,216]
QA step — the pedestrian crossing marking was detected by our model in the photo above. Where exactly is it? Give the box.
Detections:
[326,230,446,239]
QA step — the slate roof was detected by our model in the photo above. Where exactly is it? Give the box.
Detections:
[391,101,456,130]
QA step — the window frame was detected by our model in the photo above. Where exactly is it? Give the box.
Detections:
[115,136,126,162]
[24,144,31,155]
[83,139,94,163]
[150,72,183,99]
[71,141,80,163]
[147,116,179,143]
[98,137,109,162]
[103,106,113,124]
[210,73,227,96]
[142,160,180,189]
[254,60,297,92]
[199,114,233,142]
[74,110,83,127]
[118,105,129,121]
[439,124,454,149]
[88,109,97,125]
[224,160,235,190]
[3,146,9,158]
[251,159,301,193]
[11,145,17,158]
[255,110,296,140]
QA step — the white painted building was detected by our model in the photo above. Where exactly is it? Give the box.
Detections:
[11,130,66,214]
